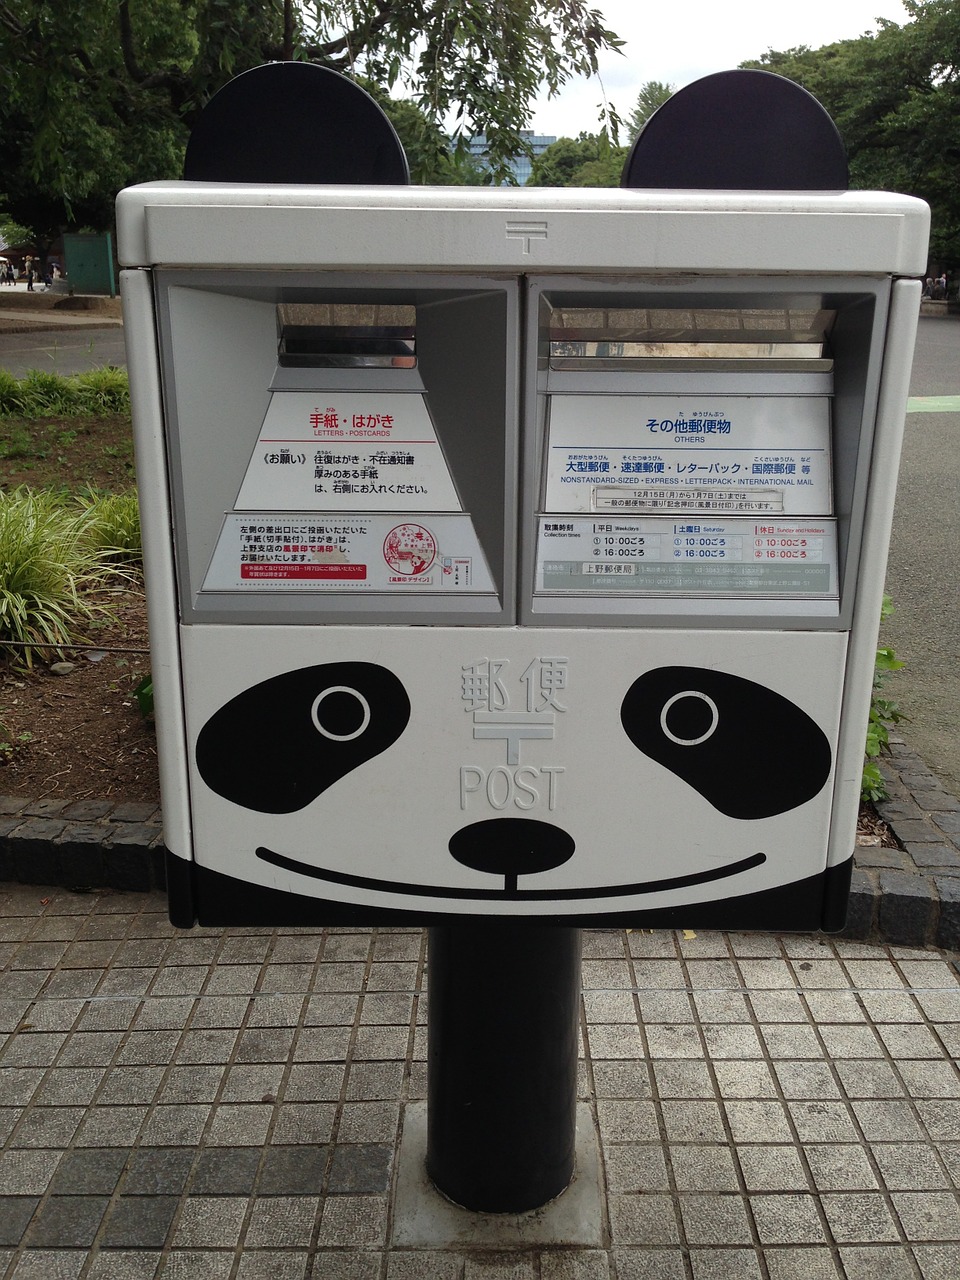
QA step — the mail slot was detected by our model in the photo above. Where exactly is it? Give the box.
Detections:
[117,71,928,932]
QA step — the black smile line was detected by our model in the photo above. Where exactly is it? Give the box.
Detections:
[254,848,767,900]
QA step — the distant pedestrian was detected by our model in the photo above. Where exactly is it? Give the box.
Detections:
[25,256,34,291]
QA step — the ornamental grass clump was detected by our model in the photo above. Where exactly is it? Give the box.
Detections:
[0,367,129,417]
[0,486,117,668]
[76,489,142,564]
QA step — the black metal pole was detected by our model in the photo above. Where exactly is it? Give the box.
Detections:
[426,921,582,1213]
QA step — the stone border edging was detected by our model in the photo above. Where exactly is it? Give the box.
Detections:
[2,735,960,948]
[0,795,164,894]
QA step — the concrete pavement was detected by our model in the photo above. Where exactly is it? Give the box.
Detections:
[0,883,958,1278]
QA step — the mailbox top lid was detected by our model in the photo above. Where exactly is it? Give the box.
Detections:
[116,182,929,278]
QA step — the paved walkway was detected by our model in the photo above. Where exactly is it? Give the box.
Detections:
[0,885,958,1278]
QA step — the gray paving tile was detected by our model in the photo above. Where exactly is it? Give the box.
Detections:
[689,1248,762,1280]
[99,1195,179,1248]
[804,1143,877,1191]
[0,1197,40,1246]
[759,1024,823,1058]
[750,1193,827,1245]
[585,1025,645,1059]
[596,1100,659,1143]
[245,1196,321,1247]
[608,1194,681,1245]
[787,1100,860,1144]
[723,1100,793,1144]
[327,1144,393,1194]
[50,1147,129,1194]
[236,1254,308,1279]
[309,1251,382,1279]
[123,1147,196,1195]
[678,1193,752,1245]
[852,1099,925,1142]
[7,1250,87,1279]
[10,1105,85,1148]
[271,1102,336,1145]
[669,1146,739,1192]
[913,1242,960,1280]
[25,1195,110,1247]
[660,1099,726,1144]
[820,1192,901,1243]
[838,1245,917,1279]
[154,1251,234,1277]
[651,1060,714,1098]
[737,1144,809,1193]
[171,1196,247,1247]
[344,1061,405,1101]
[140,1105,211,1148]
[891,1189,960,1240]
[603,1144,670,1194]
[610,1249,687,1280]
[285,1062,345,1102]
[85,1250,161,1278]
[258,1145,327,1195]
[763,1250,842,1280]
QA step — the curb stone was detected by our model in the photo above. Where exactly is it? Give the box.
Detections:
[1,735,958,947]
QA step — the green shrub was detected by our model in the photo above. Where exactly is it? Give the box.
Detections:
[73,367,130,414]
[0,369,25,416]
[0,486,117,668]
[76,490,141,563]
[861,594,905,803]
[0,367,129,418]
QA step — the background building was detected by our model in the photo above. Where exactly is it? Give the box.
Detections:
[468,131,557,184]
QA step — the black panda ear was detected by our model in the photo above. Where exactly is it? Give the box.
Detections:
[184,61,410,185]
[621,69,848,192]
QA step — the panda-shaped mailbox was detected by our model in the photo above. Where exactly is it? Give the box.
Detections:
[118,66,929,933]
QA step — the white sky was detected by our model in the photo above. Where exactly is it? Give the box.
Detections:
[529,0,911,138]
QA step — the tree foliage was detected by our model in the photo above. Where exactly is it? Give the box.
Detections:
[627,80,675,137]
[743,0,960,263]
[0,0,623,243]
[527,133,627,187]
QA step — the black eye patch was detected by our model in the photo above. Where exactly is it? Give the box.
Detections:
[195,662,410,813]
[620,666,832,820]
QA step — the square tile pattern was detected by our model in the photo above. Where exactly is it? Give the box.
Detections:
[0,883,958,1277]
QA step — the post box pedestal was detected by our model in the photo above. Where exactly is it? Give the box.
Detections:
[426,923,582,1213]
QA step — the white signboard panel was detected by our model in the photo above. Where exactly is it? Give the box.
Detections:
[181,625,846,918]
[536,517,838,598]
[544,395,832,515]
[203,512,495,592]
[235,391,461,512]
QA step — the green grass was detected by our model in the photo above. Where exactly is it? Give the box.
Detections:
[0,486,128,668]
[0,367,129,418]
[76,489,142,563]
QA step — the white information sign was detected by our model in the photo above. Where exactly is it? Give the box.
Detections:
[203,512,495,593]
[536,516,838,598]
[234,391,461,512]
[545,395,832,516]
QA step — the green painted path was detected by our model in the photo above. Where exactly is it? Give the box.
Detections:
[906,394,960,412]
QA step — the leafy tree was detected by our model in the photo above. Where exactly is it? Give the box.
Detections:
[743,0,960,263]
[627,80,675,137]
[527,132,626,187]
[0,0,624,248]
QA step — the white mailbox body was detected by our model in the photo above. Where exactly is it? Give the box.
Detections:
[116,183,928,928]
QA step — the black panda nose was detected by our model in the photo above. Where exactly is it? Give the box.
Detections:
[449,819,575,893]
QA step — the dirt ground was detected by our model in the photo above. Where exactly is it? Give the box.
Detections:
[1,412,159,805]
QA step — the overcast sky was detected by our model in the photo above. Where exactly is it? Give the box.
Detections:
[529,0,911,138]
